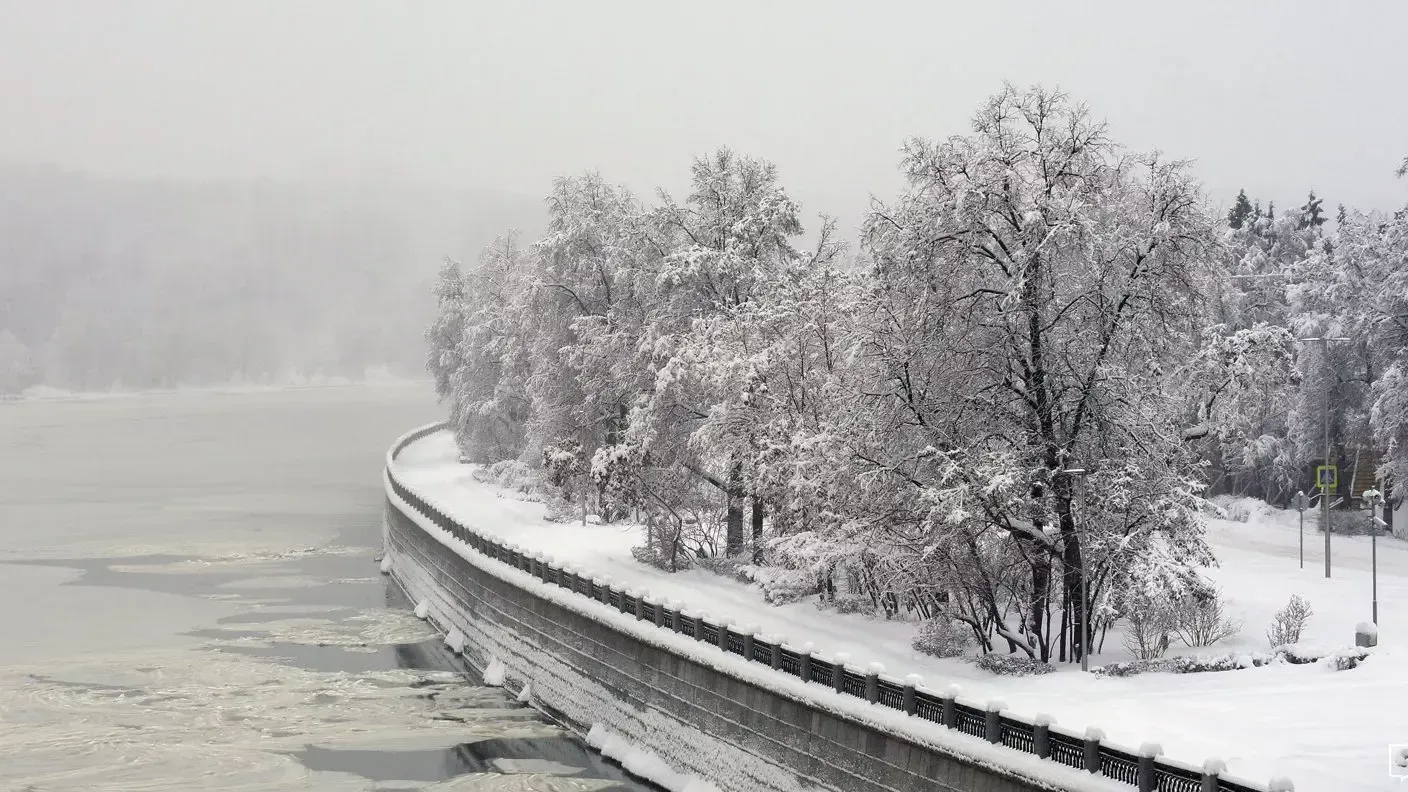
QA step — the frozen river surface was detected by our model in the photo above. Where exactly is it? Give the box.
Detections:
[0,385,652,792]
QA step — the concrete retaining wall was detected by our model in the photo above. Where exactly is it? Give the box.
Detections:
[383,498,1065,792]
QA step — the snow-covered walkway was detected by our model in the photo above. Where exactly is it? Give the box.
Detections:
[394,429,1408,792]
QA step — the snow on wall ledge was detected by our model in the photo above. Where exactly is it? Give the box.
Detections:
[380,424,1178,792]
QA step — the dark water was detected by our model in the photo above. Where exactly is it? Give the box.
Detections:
[0,385,655,791]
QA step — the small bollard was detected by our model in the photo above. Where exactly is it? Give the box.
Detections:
[1356,621,1378,648]
[633,591,645,620]
[669,603,681,632]
[1200,759,1225,792]
[653,598,666,627]
[718,622,731,651]
[942,685,960,729]
[798,648,813,683]
[833,653,850,693]
[985,700,1005,744]
[1137,743,1162,792]
[741,631,755,660]
[769,638,782,670]
[1083,727,1105,774]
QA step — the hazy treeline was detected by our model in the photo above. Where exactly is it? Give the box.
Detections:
[0,165,544,394]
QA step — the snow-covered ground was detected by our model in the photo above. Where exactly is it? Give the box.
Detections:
[394,429,1408,792]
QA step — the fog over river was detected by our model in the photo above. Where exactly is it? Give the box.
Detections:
[0,384,652,791]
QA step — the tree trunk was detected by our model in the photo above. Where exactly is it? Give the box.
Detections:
[751,498,764,562]
[1061,525,1086,663]
[725,457,745,555]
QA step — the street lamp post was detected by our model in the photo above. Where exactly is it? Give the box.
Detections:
[1298,336,1351,578]
[1363,487,1384,625]
[1292,490,1310,569]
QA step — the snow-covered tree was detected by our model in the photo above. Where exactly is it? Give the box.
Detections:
[1293,204,1408,500]
[848,84,1223,661]
[615,149,811,556]
[525,174,648,480]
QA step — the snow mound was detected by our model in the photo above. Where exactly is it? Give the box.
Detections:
[586,724,722,792]
[444,627,465,655]
[482,657,506,687]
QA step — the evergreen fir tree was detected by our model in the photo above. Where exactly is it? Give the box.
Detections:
[1228,189,1254,229]
[1299,191,1326,229]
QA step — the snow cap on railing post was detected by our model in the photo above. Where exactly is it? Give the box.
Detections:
[1082,727,1104,774]
[832,653,850,693]
[984,699,1005,744]
[1136,743,1162,792]
[1032,713,1054,758]
[864,662,884,704]
[901,674,921,715]
[1267,778,1295,792]
[1199,757,1226,792]
[942,684,960,729]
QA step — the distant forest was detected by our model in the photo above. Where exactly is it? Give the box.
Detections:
[0,165,545,393]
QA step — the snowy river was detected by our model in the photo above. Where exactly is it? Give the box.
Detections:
[0,384,652,791]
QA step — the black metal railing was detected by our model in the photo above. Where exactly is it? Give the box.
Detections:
[383,429,1270,792]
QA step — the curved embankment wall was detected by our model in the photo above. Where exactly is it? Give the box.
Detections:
[381,423,1268,792]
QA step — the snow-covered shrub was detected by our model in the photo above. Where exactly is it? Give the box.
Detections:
[1092,658,1169,677]
[1320,648,1369,671]
[832,595,873,615]
[1266,594,1313,647]
[1096,652,1265,676]
[1316,509,1379,536]
[543,494,582,523]
[1093,645,1369,676]
[1211,495,1252,523]
[693,553,748,582]
[911,618,972,658]
[972,653,1055,676]
[1173,584,1243,647]
[736,565,817,605]
[631,541,694,572]
[1121,600,1176,660]
[471,459,543,501]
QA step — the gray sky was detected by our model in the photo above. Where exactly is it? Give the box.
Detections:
[2,0,1405,229]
